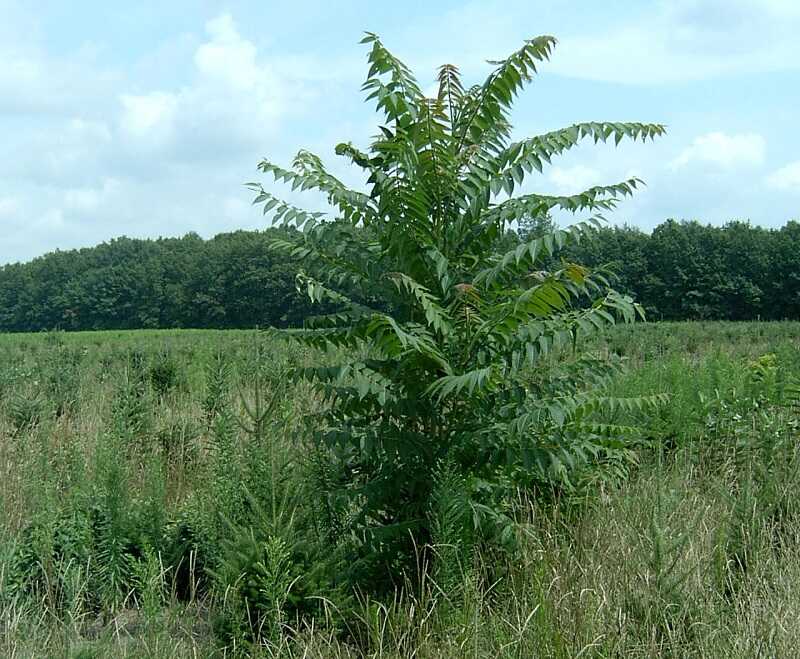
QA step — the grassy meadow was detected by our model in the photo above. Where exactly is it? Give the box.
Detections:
[2,321,800,657]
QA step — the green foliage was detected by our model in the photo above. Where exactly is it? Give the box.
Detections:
[626,471,695,649]
[2,325,800,657]
[564,219,800,321]
[1,219,799,333]
[149,348,183,399]
[202,349,231,424]
[210,515,298,647]
[787,376,800,415]
[156,415,200,466]
[517,212,556,242]
[39,335,83,417]
[132,547,167,630]
[207,407,243,528]
[111,367,152,444]
[251,34,664,587]
[428,459,476,598]
[0,229,318,332]
[3,441,169,617]
[712,358,800,601]
[7,391,45,435]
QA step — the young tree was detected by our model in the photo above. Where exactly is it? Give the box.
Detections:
[249,34,665,585]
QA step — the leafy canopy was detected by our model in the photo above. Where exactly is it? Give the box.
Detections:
[249,33,666,583]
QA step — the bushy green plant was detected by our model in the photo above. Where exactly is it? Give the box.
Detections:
[7,392,45,435]
[207,407,243,526]
[250,34,666,586]
[131,547,166,633]
[428,458,476,599]
[210,518,298,648]
[3,504,93,610]
[626,477,696,649]
[3,324,800,656]
[156,415,200,466]
[162,499,214,602]
[202,349,231,425]
[111,366,152,444]
[40,345,83,418]
[149,348,183,399]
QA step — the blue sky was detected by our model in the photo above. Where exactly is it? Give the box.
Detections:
[1,0,799,265]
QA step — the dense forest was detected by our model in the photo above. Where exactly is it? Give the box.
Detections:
[1,218,798,332]
[0,230,313,331]
[563,219,800,321]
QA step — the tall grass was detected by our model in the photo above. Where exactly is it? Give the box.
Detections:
[1,322,799,657]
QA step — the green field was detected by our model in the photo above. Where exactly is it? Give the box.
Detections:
[2,322,800,657]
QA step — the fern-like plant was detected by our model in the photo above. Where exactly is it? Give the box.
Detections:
[249,34,666,585]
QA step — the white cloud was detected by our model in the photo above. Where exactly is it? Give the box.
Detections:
[36,208,65,231]
[551,0,800,84]
[3,3,799,266]
[0,10,342,264]
[63,188,101,212]
[670,132,765,170]
[116,13,310,158]
[64,178,121,212]
[18,118,116,185]
[0,48,64,114]
[186,13,290,131]
[120,92,178,138]
[766,161,800,191]
[400,1,800,86]
[69,118,113,143]
[194,14,263,91]
[0,196,20,218]
[0,20,117,117]
[547,165,601,194]
[222,196,252,222]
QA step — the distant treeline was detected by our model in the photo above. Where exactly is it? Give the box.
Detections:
[0,230,314,332]
[1,219,799,332]
[563,219,800,321]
